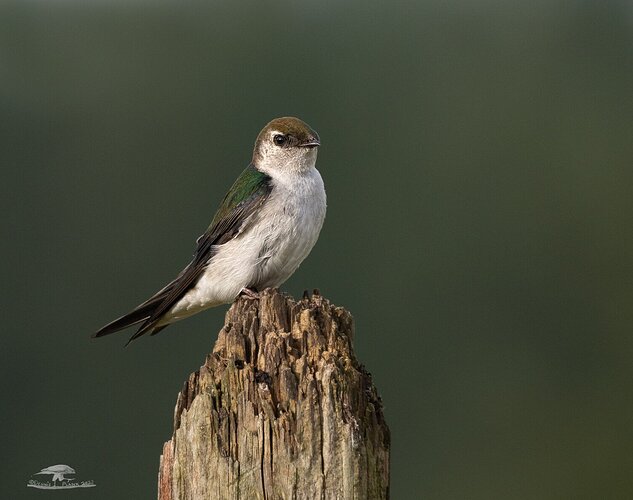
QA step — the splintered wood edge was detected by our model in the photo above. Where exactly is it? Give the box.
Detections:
[158,288,390,499]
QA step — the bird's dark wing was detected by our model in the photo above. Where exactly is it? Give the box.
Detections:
[93,164,272,344]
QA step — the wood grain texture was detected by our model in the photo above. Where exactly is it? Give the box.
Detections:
[158,289,390,500]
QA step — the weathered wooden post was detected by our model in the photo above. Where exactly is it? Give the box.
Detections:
[158,289,390,499]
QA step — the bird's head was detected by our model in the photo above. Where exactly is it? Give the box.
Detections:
[252,117,320,174]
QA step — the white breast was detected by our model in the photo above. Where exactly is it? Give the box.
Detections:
[160,166,326,325]
[252,167,327,289]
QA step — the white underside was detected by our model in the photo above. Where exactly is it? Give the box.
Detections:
[157,163,326,326]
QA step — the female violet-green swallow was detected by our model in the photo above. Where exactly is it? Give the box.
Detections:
[94,117,326,345]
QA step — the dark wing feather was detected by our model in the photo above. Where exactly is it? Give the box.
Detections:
[93,164,272,343]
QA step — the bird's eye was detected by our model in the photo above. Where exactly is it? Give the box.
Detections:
[273,134,287,146]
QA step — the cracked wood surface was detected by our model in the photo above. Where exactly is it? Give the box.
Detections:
[158,289,390,500]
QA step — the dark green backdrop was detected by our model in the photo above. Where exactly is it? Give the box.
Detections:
[2,1,633,498]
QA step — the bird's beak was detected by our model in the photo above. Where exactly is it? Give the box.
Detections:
[300,137,321,148]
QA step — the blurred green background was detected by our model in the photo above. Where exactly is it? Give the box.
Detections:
[2,0,633,498]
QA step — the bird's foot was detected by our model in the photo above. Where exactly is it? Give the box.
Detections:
[239,287,260,300]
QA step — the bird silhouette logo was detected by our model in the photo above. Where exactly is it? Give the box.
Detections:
[27,464,95,490]
[36,464,75,483]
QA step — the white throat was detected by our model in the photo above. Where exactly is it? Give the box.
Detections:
[255,146,318,177]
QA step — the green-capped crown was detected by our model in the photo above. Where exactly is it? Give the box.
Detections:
[253,117,320,154]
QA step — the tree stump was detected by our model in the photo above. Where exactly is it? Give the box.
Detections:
[157,289,390,500]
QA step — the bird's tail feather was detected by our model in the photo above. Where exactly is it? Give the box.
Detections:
[93,283,174,339]
[94,275,183,344]
[92,303,156,339]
